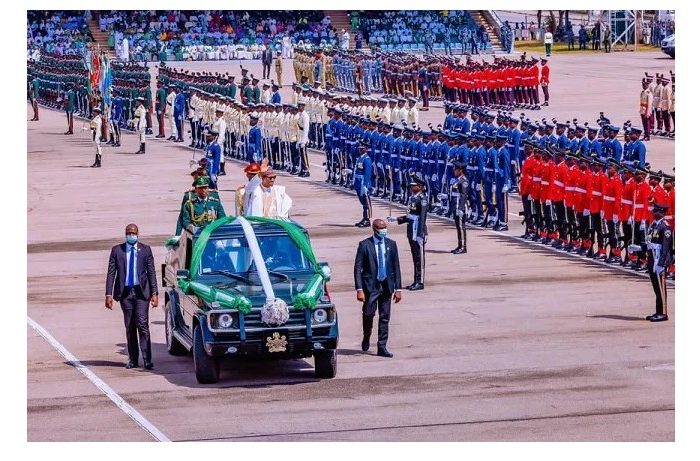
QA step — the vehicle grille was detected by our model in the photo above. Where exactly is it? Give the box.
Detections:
[243,309,307,330]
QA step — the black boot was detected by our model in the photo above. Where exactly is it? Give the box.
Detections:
[219,162,226,176]
[90,153,99,168]
[107,134,115,145]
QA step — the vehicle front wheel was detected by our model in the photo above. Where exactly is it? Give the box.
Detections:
[313,349,337,379]
[193,324,220,384]
[165,301,188,356]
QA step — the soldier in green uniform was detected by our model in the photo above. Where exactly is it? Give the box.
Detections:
[175,166,221,235]
[242,77,253,105]
[181,175,227,231]
[144,83,153,135]
[251,77,261,104]
[64,82,76,135]
[393,177,429,291]
[29,74,40,121]
[155,80,167,138]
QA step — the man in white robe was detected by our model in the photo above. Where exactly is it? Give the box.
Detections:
[246,170,292,218]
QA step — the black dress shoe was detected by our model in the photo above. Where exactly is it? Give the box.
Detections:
[645,314,656,321]
[408,283,424,291]
[125,360,136,369]
[361,336,370,352]
[377,347,393,358]
[144,362,154,370]
[453,247,466,254]
[405,283,417,290]
[649,314,668,322]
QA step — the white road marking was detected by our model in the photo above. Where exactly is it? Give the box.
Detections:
[644,363,675,371]
[27,316,171,442]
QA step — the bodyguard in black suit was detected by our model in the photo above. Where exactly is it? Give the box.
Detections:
[354,219,402,357]
[261,45,273,80]
[105,224,159,369]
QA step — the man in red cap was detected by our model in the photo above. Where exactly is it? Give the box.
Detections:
[237,160,267,216]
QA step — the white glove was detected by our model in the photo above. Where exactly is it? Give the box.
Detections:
[432,174,437,182]
[655,265,665,275]
[545,200,552,206]
[361,186,368,196]
[456,210,464,218]
[613,214,619,223]
[640,221,647,232]
[527,194,533,200]
[627,216,633,225]
[477,184,482,192]
[386,216,398,223]
[583,209,591,217]
[416,237,424,245]
[502,185,509,193]
[491,184,496,193]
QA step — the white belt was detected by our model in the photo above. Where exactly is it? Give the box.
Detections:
[484,168,494,172]
[554,180,564,187]
[603,196,615,201]
[541,181,550,185]
[533,177,542,182]
[592,191,602,196]
[575,187,587,193]
[621,199,633,205]
[634,204,644,208]
[565,187,575,191]
[450,192,461,197]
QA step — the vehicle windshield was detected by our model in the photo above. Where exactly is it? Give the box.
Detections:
[197,234,312,280]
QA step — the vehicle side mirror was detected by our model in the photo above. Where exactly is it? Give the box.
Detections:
[176,269,190,279]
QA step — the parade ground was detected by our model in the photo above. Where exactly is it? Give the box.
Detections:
[27,51,675,442]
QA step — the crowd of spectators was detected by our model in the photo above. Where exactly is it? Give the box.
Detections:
[354,11,491,53]
[99,11,338,61]
[27,11,94,57]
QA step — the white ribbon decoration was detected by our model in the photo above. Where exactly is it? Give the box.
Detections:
[237,216,275,303]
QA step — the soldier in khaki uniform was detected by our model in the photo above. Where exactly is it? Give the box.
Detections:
[639,79,654,141]
[659,77,673,136]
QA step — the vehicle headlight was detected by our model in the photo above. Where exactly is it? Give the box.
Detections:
[218,313,234,329]
[312,308,328,324]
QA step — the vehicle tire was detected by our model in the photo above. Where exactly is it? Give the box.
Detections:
[313,349,337,379]
[165,301,188,356]
[193,324,220,384]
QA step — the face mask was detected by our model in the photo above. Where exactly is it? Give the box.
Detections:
[126,235,138,245]
[374,229,388,239]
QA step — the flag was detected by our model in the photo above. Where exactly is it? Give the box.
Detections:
[102,55,113,106]
[90,51,101,92]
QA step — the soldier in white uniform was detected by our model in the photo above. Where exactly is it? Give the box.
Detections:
[261,82,272,104]
[397,97,409,125]
[133,97,147,154]
[389,98,400,124]
[90,107,103,168]
[297,100,311,177]
[166,85,176,140]
[212,106,227,175]
[407,97,420,127]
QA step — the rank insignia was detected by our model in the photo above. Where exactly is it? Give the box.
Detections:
[266,332,288,353]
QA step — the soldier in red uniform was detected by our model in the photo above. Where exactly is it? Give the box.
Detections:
[663,172,675,279]
[619,166,637,266]
[631,168,652,271]
[602,161,624,263]
[563,152,580,252]
[550,149,569,248]
[575,158,592,255]
[588,157,608,259]
[519,141,536,238]
[539,58,550,106]
[529,146,544,241]
[539,149,556,243]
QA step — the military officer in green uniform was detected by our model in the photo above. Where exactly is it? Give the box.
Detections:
[144,83,153,135]
[155,80,167,138]
[181,175,227,231]
[645,202,674,322]
[64,82,76,135]
[29,75,40,121]
[176,166,222,235]
[392,177,429,291]
[251,77,262,104]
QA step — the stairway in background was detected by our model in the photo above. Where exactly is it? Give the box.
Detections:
[324,10,356,49]
[469,11,506,53]
[87,15,115,57]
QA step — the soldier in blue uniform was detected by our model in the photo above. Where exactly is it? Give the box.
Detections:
[645,202,674,322]
[606,125,623,162]
[482,135,498,227]
[204,128,222,189]
[247,114,263,163]
[394,177,429,291]
[469,133,486,224]
[110,89,123,147]
[627,127,646,168]
[507,115,522,191]
[353,141,374,228]
[450,161,470,254]
[381,123,396,199]
[555,121,570,149]
[431,130,447,212]
[495,134,512,231]
[390,125,404,201]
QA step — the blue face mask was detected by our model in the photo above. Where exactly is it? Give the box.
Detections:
[126,235,138,245]
[374,229,388,240]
